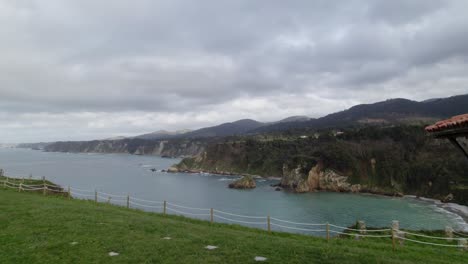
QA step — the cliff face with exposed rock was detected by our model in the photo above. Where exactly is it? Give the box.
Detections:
[43,138,206,158]
[281,163,362,193]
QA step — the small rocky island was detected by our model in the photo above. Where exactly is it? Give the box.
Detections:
[228,176,256,189]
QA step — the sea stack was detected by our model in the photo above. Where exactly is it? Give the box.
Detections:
[228,176,256,189]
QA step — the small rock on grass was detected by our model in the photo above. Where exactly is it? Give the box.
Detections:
[108,252,119,257]
[255,256,267,261]
[162,237,172,240]
[70,242,78,246]
[205,245,218,250]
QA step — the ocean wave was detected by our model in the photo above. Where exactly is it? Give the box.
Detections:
[405,196,468,232]
[140,164,156,168]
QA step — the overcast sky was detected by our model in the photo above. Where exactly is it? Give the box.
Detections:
[1,0,468,143]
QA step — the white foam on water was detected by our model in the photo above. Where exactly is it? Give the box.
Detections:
[218,177,240,182]
[405,196,468,232]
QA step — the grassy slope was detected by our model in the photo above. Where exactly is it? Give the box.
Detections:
[0,189,466,264]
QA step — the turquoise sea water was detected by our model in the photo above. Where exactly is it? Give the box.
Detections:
[1,148,466,234]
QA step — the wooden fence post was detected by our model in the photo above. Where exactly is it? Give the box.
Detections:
[127,195,130,209]
[19,183,22,192]
[163,200,167,215]
[3,177,7,188]
[267,215,271,232]
[68,186,71,199]
[95,190,97,203]
[43,182,46,195]
[326,223,330,241]
[392,228,396,251]
[210,208,214,223]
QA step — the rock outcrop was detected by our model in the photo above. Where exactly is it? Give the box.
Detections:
[228,176,256,189]
[281,163,361,193]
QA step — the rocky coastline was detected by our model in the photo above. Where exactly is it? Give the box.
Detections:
[166,164,445,200]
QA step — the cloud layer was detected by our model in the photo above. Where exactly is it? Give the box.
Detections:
[1,0,468,142]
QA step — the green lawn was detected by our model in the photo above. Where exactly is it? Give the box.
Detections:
[0,188,466,263]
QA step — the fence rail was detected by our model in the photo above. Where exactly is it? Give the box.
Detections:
[1,176,467,250]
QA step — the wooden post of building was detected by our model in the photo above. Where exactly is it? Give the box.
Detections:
[94,190,97,203]
[127,195,130,209]
[267,215,271,232]
[68,186,71,199]
[163,200,167,215]
[326,223,330,241]
[210,208,214,223]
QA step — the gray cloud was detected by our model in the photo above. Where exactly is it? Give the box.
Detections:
[0,0,467,142]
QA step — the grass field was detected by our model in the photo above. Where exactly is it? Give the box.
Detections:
[0,187,466,263]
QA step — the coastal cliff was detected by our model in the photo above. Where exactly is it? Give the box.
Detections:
[43,138,206,157]
[176,125,468,205]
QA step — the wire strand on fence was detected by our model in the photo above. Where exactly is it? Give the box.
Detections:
[214,214,267,225]
[329,230,392,238]
[453,231,468,237]
[45,187,66,193]
[96,194,127,201]
[396,236,462,248]
[400,230,466,241]
[70,191,95,198]
[166,207,211,217]
[22,187,44,191]
[270,217,326,226]
[213,209,267,219]
[130,196,164,204]
[270,223,326,232]
[328,223,391,232]
[4,183,19,189]
[21,184,44,188]
[167,202,210,211]
[129,200,164,209]
[70,187,94,193]
[98,191,128,199]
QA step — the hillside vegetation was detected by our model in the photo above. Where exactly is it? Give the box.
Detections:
[177,125,468,204]
[0,189,466,264]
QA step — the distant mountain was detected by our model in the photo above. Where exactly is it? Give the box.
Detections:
[20,94,468,152]
[104,136,127,141]
[252,94,468,133]
[180,119,265,138]
[134,129,191,140]
[275,116,311,123]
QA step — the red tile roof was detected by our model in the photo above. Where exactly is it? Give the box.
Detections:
[425,114,468,133]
